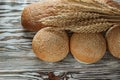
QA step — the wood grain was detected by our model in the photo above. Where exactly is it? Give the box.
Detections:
[0,0,120,80]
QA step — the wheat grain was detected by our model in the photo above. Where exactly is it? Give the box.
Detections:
[23,0,120,33]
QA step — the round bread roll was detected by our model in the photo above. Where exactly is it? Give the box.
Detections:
[70,33,106,64]
[32,27,69,62]
[106,26,120,59]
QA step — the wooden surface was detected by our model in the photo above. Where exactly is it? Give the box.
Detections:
[0,0,120,80]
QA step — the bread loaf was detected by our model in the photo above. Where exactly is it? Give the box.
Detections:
[70,33,106,64]
[21,0,62,31]
[32,27,69,62]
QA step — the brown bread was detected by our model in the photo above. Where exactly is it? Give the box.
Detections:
[70,33,106,64]
[106,26,120,59]
[32,27,69,62]
[21,0,62,31]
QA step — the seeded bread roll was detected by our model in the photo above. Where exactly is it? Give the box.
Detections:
[70,33,106,64]
[106,26,120,59]
[32,27,69,62]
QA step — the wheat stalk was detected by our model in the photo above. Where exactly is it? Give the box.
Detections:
[37,0,120,33]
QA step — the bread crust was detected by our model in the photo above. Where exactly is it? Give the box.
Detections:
[70,33,106,64]
[32,27,69,62]
[106,26,120,58]
[21,0,61,31]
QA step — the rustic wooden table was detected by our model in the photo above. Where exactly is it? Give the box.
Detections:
[0,0,120,80]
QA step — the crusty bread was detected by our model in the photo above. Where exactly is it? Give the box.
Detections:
[32,27,69,62]
[21,0,62,31]
[106,26,120,59]
[70,33,106,64]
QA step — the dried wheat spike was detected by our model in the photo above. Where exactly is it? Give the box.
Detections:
[22,0,120,33]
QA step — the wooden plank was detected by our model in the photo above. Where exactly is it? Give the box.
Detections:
[0,0,120,79]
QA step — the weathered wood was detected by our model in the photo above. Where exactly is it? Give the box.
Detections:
[0,0,120,80]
